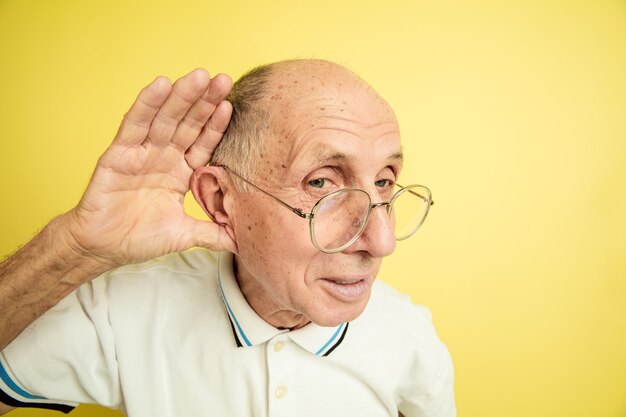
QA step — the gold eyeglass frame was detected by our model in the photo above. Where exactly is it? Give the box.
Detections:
[216,165,434,254]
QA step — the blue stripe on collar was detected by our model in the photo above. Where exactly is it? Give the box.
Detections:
[217,260,252,347]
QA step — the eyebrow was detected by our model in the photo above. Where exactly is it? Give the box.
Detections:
[389,151,404,165]
[308,146,404,166]
[312,150,347,165]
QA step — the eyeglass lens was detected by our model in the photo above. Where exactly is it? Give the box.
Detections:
[311,185,431,252]
[312,190,370,251]
[392,186,431,240]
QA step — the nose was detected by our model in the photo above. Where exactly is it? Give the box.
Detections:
[343,202,396,257]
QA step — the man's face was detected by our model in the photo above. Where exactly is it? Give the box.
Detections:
[228,66,402,328]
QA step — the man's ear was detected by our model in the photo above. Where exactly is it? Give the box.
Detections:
[190,166,233,229]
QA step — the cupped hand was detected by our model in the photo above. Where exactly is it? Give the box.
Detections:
[65,69,237,268]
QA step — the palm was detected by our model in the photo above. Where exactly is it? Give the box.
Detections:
[69,70,236,266]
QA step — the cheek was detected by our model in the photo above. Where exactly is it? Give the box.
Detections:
[233,198,314,276]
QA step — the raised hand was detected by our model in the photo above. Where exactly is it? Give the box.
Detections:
[65,68,237,267]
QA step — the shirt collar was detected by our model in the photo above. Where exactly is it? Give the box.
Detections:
[217,252,349,356]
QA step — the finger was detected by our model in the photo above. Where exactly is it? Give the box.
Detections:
[146,68,210,147]
[171,73,233,151]
[113,76,172,146]
[184,219,238,254]
[185,100,233,169]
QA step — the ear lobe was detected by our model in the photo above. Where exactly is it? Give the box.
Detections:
[190,166,231,226]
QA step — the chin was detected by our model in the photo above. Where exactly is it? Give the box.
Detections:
[306,294,371,327]
[304,274,374,326]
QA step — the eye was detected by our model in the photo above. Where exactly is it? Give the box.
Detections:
[375,179,393,188]
[309,178,327,188]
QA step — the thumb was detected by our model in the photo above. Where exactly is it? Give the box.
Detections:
[185,219,239,255]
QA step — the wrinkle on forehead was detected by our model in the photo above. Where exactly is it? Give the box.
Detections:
[265,59,394,118]
[257,59,400,177]
[305,144,404,167]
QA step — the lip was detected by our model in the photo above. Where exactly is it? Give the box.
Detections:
[318,275,372,302]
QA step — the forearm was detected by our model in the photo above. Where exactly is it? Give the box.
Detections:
[0,213,112,350]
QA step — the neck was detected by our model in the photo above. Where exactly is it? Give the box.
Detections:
[233,255,310,330]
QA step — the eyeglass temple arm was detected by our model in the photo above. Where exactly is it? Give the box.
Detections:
[395,183,435,206]
[216,165,314,219]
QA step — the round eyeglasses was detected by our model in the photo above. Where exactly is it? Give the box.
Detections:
[218,165,434,254]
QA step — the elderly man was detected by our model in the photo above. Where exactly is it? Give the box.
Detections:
[0,60,455,416]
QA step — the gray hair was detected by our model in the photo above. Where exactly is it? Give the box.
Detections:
[210,63,274,186]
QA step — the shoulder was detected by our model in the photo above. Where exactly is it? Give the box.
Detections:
[74,249,223,316]
[92,248,220,291]
[331,280,453,398]
[359,279,435,329]
[103,248,219,279]
[352,280,447,357]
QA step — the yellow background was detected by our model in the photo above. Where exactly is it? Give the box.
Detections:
[1,1,625,416]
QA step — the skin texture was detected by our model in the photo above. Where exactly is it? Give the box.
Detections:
[192,60,403,329]
[0,68,237,354]
[0,61,404,414]
[0,68,238,414]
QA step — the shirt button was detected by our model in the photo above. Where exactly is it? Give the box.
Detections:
[273,341,284,352]
[275,385,288,399]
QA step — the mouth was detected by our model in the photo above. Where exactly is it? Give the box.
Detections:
[318,276,372,302]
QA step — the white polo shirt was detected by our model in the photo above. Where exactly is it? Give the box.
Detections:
[1,249,455,417]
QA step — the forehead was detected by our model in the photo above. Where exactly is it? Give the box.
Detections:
[261,64,401,172]
[267,61,393,121]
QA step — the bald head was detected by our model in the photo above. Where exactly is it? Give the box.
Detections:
[264,59,374,100]
[210,59,396,182]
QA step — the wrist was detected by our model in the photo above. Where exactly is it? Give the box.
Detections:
[48,212,116,284]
